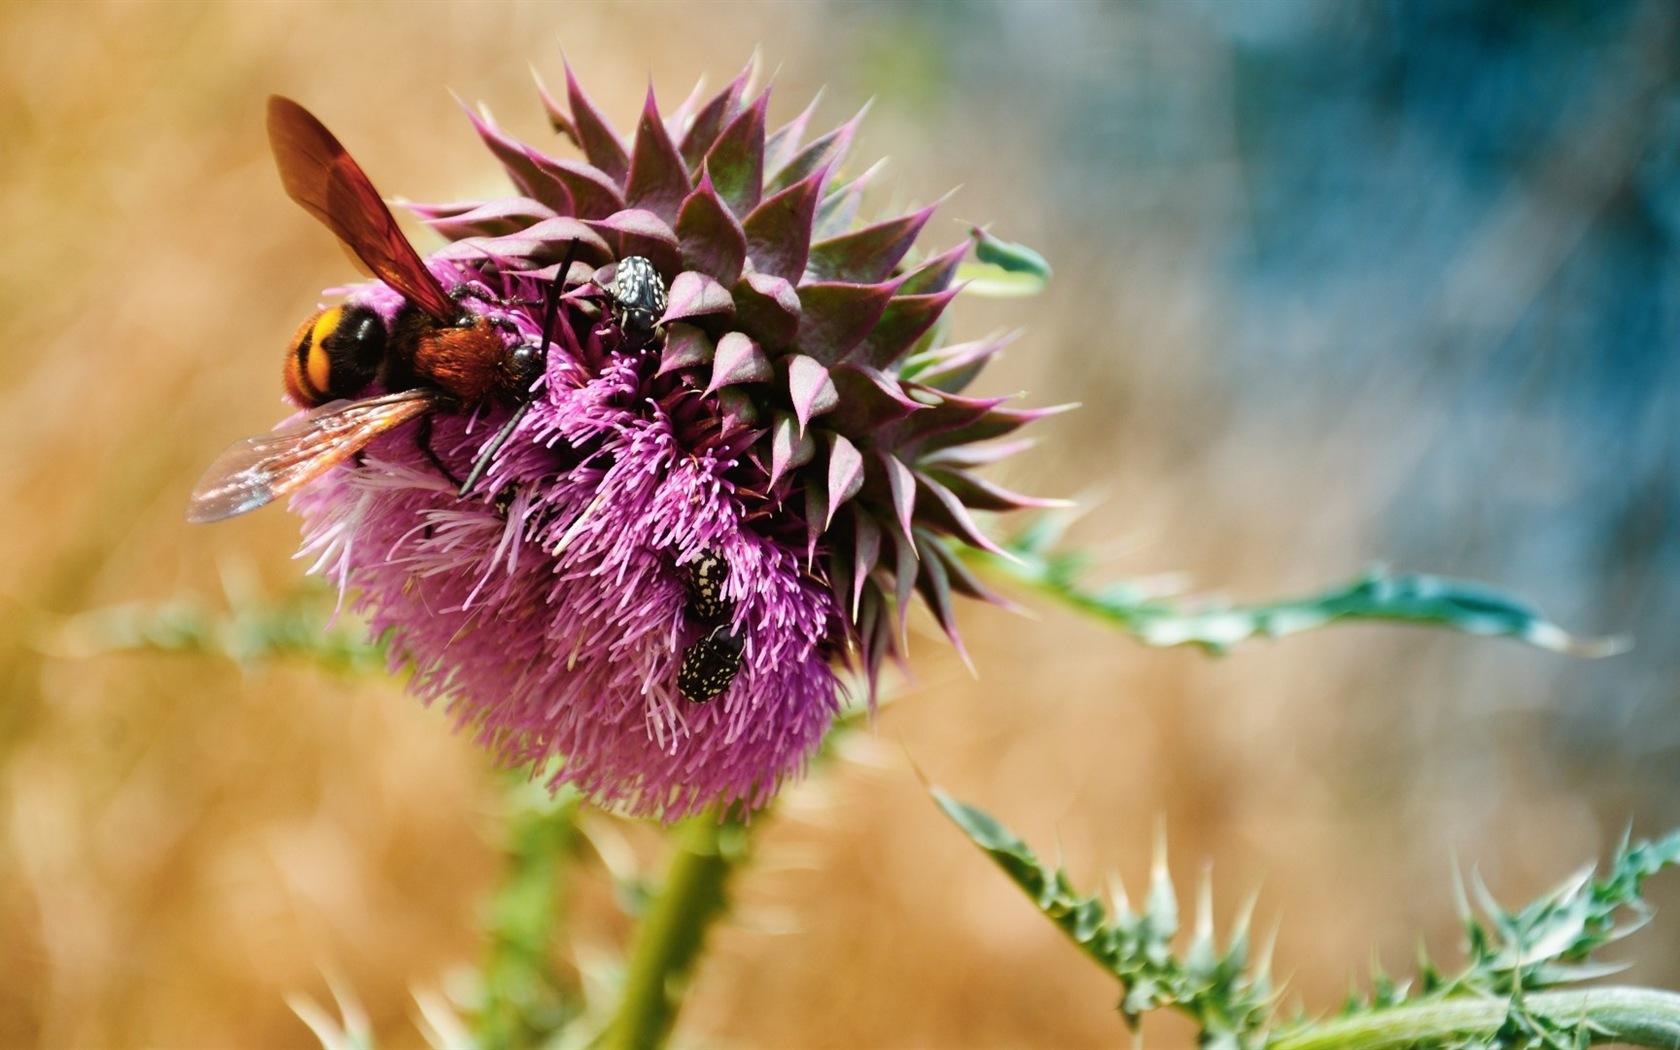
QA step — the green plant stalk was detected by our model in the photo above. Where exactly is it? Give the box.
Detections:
[53,592,386,673]
[473,787,580,1047]
[1269,987,1680,1050]
[603,810,749,1050]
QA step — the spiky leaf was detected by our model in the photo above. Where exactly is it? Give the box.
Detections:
[933,790,1274,1049]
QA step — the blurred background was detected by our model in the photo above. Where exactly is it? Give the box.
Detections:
[2,0,1678,1045]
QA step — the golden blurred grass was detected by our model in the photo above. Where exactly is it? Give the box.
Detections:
[0,2,1662,1047]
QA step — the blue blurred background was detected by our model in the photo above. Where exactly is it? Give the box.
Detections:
[841,0,1680,826]
[2,0,1676,1045]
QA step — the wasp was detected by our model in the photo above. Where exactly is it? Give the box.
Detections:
[676,550,743,704]
[187,96,574,523]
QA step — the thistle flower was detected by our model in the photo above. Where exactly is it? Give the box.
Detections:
[292,62,1061,818]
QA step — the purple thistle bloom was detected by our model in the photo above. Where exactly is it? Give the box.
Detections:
[277,63,1063,818]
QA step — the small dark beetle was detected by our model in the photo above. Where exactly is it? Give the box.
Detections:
[677,549,741,703]
[609,256,667,337]
[677,625,744,705]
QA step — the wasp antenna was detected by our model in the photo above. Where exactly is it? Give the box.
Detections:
[535,239,579,358]
[557,236,581,285]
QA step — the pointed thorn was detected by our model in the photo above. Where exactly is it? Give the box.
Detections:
[1108,874,1132,919]
[1195,866,1214,943]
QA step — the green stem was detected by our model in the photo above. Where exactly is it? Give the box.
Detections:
[473,785,580,1047]
[604,810,750,1050]
[1268,987,1680,1050]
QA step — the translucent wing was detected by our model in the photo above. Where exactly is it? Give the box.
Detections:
[267,95,458,323]
[187,390,441,523]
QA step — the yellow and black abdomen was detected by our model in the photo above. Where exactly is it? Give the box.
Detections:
[283,304,388,406]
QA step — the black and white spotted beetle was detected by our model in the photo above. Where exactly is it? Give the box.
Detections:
[683,549,730,622]
[609,256,667,338]
[677,550,742,704]
[677,625,744,705]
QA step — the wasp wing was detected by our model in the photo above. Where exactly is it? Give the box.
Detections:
[186,390,441,523]
[267,95,458,324]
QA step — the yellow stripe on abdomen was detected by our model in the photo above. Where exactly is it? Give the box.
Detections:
[305,306,343,395]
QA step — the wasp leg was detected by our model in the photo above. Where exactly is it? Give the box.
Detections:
[415,414,463,489]
[450,284,542,312]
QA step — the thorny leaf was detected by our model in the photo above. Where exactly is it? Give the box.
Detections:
[968,514,1625,658]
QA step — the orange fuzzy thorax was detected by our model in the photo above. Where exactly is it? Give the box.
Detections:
[410,318,509,406]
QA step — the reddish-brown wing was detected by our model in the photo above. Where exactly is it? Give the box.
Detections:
[267,95,457,323]
[186,389,442,523]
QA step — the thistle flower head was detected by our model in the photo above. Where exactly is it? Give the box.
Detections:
[293,61,1061,817]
